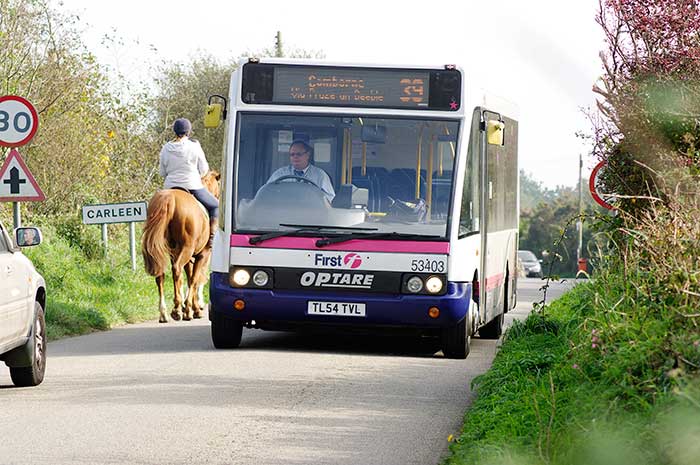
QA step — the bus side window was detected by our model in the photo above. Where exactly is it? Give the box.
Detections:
[459,111,481,235]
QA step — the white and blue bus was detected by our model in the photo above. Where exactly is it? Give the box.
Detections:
[205,58,518,358]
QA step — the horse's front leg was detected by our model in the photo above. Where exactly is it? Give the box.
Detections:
[156,274,169,323]
[196,283,206,317]
[171,261,184,321]
[184,259,197,320]
[182,260,193,310]
[190,252,211,319]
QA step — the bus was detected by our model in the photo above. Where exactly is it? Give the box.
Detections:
[204,58,518,359]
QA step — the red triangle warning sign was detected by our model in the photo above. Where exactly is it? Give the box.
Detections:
[0,149,45,202]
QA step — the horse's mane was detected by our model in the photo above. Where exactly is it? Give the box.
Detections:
[202,170,221,199]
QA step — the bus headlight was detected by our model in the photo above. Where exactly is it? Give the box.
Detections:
[425,276,444,294]
[406,276,424,293]
[232,269,251,286]
[252,270,269,287]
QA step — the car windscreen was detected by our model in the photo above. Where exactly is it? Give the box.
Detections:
[518,250,538,262]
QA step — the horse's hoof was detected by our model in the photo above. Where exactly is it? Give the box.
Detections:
[171,312,181,321]
[183,314,192,321]
[193,311,203,319]
[159,316,169,323]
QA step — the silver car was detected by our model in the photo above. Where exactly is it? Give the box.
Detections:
[0,221,47,387]
[518,250,542,278]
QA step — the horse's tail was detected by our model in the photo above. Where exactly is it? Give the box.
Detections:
[141,192,174,276]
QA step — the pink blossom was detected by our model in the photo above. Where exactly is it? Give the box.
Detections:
[592,343,598,349]
[573,364,580,369]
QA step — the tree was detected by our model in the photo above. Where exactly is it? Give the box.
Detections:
[0,0,159,216]
[591,0,700,213]
[519,182,599,276]
[150,54,236,173]
[149,38,325,174]
[520,170,562,213]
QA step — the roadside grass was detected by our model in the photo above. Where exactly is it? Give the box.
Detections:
[444,280,700,465]
[22,219,174,340]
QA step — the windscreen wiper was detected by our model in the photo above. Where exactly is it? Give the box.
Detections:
[315,232,444,247]
[249,224,377,245]
[279,223,378,231]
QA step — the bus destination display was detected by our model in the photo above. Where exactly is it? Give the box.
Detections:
[274,68,430,108]
[242,64,461,111]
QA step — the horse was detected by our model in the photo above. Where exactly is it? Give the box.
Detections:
[141,171,220,323]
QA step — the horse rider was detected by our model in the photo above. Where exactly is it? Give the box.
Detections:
[159,118,219,247]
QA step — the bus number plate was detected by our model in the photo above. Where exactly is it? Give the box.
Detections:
[308,301,366,317]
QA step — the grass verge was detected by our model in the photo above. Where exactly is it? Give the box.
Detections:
[444,281,700,465]
[22,220,168,340]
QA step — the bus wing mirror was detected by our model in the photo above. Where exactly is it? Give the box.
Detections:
[486,120,505,146]
[204,103,223,128]
[204,94,228,128]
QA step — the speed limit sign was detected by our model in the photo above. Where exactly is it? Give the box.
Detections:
[589,160,615,210]
[0,95,39,148]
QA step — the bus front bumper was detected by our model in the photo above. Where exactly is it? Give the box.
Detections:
[209,272,470,330]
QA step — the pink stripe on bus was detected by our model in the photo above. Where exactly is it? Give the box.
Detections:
[484,272,505,292]
[230,234,450,254]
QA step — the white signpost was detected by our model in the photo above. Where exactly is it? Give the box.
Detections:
[0,96,43,228]
[82,201,148,271]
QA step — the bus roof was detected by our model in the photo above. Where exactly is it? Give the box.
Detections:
[238,57,462,72]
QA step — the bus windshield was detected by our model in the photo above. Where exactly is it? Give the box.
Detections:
[234,113,459,239]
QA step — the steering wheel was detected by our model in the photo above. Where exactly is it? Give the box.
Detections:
[272,174,323,190]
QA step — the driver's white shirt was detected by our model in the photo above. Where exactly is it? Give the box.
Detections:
[266,164,336,202]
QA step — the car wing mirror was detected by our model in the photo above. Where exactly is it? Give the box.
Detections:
[15,227,42,247]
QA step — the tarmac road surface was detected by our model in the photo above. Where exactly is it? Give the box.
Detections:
[0,278,572,465]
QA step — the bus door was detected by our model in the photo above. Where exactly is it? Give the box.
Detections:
[481,110,502,323]
[480,110,517,323]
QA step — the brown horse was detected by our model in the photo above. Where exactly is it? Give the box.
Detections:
[141,171,220,322]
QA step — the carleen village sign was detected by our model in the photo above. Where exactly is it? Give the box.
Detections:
[82,201,148,270]
[82,201,147,225]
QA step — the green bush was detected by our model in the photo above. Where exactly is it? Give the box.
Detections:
[23,222,162,340]
[53,214,104,259]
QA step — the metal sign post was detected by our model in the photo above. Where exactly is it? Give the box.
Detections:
[82,201,147,271]
[13,202,21,228]
[101,224,109,257]
[129,222,137,271]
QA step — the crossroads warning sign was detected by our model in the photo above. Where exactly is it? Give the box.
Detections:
[0,149,45,202]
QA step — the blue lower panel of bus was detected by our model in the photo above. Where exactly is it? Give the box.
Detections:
[209,272,470,329]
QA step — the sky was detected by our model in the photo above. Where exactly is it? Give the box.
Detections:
[61,0,606,189]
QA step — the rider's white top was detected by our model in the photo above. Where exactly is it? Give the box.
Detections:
[266,164,336,202]
[159,138,209,190]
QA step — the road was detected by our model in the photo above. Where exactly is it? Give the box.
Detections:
[0,278,572,465]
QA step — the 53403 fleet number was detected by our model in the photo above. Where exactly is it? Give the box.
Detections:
[410,258,445,273]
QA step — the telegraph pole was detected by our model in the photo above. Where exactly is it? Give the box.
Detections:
[275,31,283,57]
[577,153,583,262]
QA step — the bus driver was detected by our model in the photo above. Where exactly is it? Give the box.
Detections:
[265,140,335,202]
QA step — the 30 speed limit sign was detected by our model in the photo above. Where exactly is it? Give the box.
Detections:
[0,95,39,148]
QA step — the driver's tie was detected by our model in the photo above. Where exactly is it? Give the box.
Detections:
[294,170,304,177]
